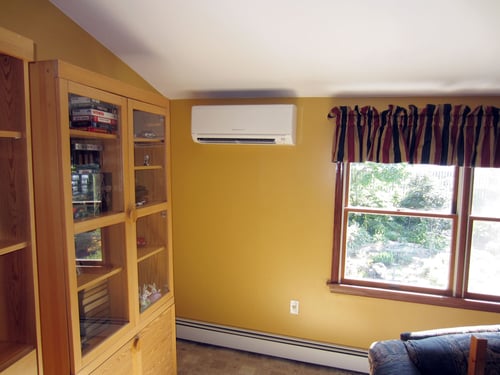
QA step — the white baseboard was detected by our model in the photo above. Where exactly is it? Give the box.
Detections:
[176,318,369,374]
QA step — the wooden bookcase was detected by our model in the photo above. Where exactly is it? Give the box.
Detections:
[29,60,176,375]
[0,27,43,375]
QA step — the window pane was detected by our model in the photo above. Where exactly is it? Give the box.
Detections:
[349,162,454,213]
[345,212,452,288]
[471,168,500,218]
[468,220,500,296]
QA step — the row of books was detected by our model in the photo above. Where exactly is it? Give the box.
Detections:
[69,95,118,134]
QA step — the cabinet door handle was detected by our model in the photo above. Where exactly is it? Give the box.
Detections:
[133,336,141,351]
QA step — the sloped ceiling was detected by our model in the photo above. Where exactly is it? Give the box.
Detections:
[50,0,500,99]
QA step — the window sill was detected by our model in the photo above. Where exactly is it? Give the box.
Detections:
[327,282,500,313]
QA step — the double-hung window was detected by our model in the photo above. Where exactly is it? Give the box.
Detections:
[329,162,500,311]
[327,104,500,312]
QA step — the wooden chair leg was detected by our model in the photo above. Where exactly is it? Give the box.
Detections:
[468,335,487,375]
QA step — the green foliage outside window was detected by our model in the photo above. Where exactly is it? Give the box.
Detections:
[345,163,454,287]
[348,163,452,252]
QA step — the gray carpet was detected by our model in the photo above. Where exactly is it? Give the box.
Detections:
[176,339,365,375]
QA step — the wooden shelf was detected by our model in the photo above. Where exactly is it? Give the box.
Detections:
[135,165,162,171]
[0,240,28,256]
[135,200,167,212]
[81,321,127,356]
[134,137,164,144]
[74,211,126,234]
[0,29,40,375]
[70,129,118,140]
[136,202,168,218]
[0,130,22,139]
[137,245,166,263]
[0,342,35,372]
[77,265,123,291]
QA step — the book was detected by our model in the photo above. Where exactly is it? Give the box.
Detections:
[70,121,118,134]
[69,94,117,114]
[72,142,103,151]
[71,115,118,125]
[72,108,118,120]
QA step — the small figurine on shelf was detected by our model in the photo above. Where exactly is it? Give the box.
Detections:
[137,236,147,247]
[149,283,162,303]
[139,283,162,312]
[135,184,149,207]
[143,154,150,166]
[139,285,151,312]
[140,130,157,139]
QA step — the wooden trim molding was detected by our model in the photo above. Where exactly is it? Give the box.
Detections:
[327,282,500,313]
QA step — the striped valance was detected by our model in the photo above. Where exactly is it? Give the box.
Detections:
[327,104,500,167]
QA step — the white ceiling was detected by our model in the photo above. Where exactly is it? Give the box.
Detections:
[50,0,500,100]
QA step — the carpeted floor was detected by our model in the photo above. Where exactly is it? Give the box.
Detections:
[176,339,366,375]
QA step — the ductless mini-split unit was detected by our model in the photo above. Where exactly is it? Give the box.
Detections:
[191,104,297,145]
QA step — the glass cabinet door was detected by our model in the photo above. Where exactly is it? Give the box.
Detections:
[130,101,171,314]
[136,212,169,312]
[132,108,166,207]
[67,87,130,357]
[69,93,125,218]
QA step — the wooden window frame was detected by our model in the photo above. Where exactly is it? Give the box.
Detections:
[328,162,500,313]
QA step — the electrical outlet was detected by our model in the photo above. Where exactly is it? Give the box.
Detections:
[290,300,299,315]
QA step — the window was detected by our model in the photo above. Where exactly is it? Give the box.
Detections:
[329,162,500,312]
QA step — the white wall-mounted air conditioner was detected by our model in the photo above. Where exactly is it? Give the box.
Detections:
[191,104,297,145]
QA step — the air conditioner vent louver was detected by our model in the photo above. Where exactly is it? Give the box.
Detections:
[196,137,276,144]
[191,104,296,145]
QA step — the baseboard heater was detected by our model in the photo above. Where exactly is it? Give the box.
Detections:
[176,318,369,374]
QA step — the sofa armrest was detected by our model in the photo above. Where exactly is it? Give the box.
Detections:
[468,335,487,375]
[368,340,420,375]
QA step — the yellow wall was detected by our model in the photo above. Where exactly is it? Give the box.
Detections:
[171,97,500,350]
[0,0,155,91]
[2,0,500,352]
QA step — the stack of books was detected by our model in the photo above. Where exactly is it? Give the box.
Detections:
[69,94,118,134]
